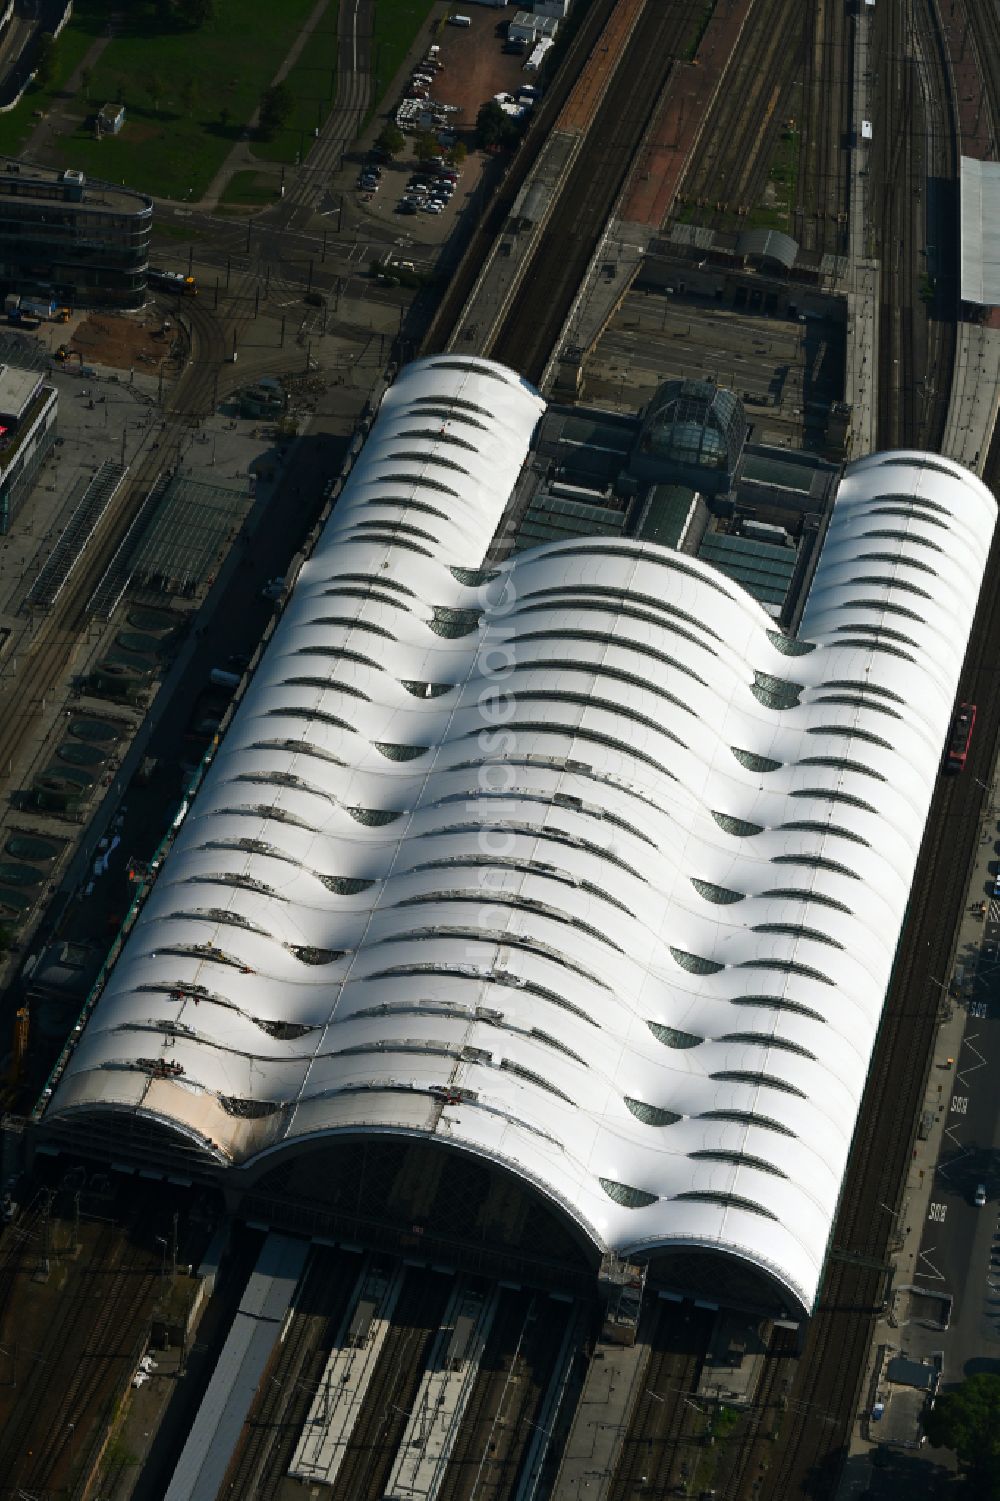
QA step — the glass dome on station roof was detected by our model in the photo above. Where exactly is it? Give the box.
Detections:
[638,379,747,474]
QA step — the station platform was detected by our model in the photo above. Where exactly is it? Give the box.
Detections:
[557,0,647,136]
[549,1330,650,1501]
[843,259,879,461]
[447,130,582,353]
[941,322,1000,476]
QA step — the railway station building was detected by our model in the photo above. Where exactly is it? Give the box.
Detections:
[37,356,996,1324]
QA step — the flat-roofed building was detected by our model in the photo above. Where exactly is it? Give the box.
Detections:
[0,162,151,310]
[0,361,56,530]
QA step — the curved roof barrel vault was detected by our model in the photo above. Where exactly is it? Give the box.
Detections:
[41,359,996,1320]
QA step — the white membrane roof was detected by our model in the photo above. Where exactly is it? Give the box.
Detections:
[43,357,996,1318]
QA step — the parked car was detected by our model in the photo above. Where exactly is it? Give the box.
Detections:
[976,1183,988,1207]
[423,200,444,214]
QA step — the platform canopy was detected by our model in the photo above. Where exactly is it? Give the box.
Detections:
[960,156,1000,306]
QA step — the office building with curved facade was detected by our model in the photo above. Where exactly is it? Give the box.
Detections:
[39,357,996,1320]
[0,162,151,309]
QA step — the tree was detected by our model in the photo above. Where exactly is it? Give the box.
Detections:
[34,31,56,88]
[448,140,467,166]
[376,123,405,158]
[218,104,231,130]
[924,1374,1000,1496]
[258,81,293,140]
[413,129,439,163]
[475,99,505,150]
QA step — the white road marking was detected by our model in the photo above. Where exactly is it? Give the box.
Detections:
[915,1247,947,1282]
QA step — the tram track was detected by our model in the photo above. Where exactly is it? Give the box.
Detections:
[0,287,242,808]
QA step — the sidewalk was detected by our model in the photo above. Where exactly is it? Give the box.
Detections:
[838,783,1000,1494]
[195,0,332,212]
[21,29,114,163]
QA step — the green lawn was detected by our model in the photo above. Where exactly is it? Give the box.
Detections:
[0,12,98,159]
[250,0,439,160]
[48,0,334,199]
[250,20,338,166]
[220,169,280,205]
[371,0,439,111]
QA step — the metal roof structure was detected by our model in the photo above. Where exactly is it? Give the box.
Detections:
[735,227,799,271]
[128,475,250,595]
[164,1234,308,1501]
[41,355,996,1321]
[960,156,1000,305]
[696,531,798,611]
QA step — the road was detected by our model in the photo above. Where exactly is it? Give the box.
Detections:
[911,937,1000,1382]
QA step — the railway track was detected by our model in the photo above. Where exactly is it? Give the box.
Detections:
[422,0,622,356]
[221,1245,356,1501]
[720,1325,797,1501]
[965,0,1000,145]
[0,1221,158,1498]
[438,1291,570,1501]
[875,0,957,451]
[329,1265,453,1501]
[677,0,805,231]
[759,304,999,1501]
[0,1191,44,1325]
[488,1,700,384]
[794,0,851,255]
[608,1303,713,1500]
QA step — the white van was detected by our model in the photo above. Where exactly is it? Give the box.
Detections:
[449,13,472,24]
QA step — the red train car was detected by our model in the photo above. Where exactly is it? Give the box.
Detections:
[946,701,976,772]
